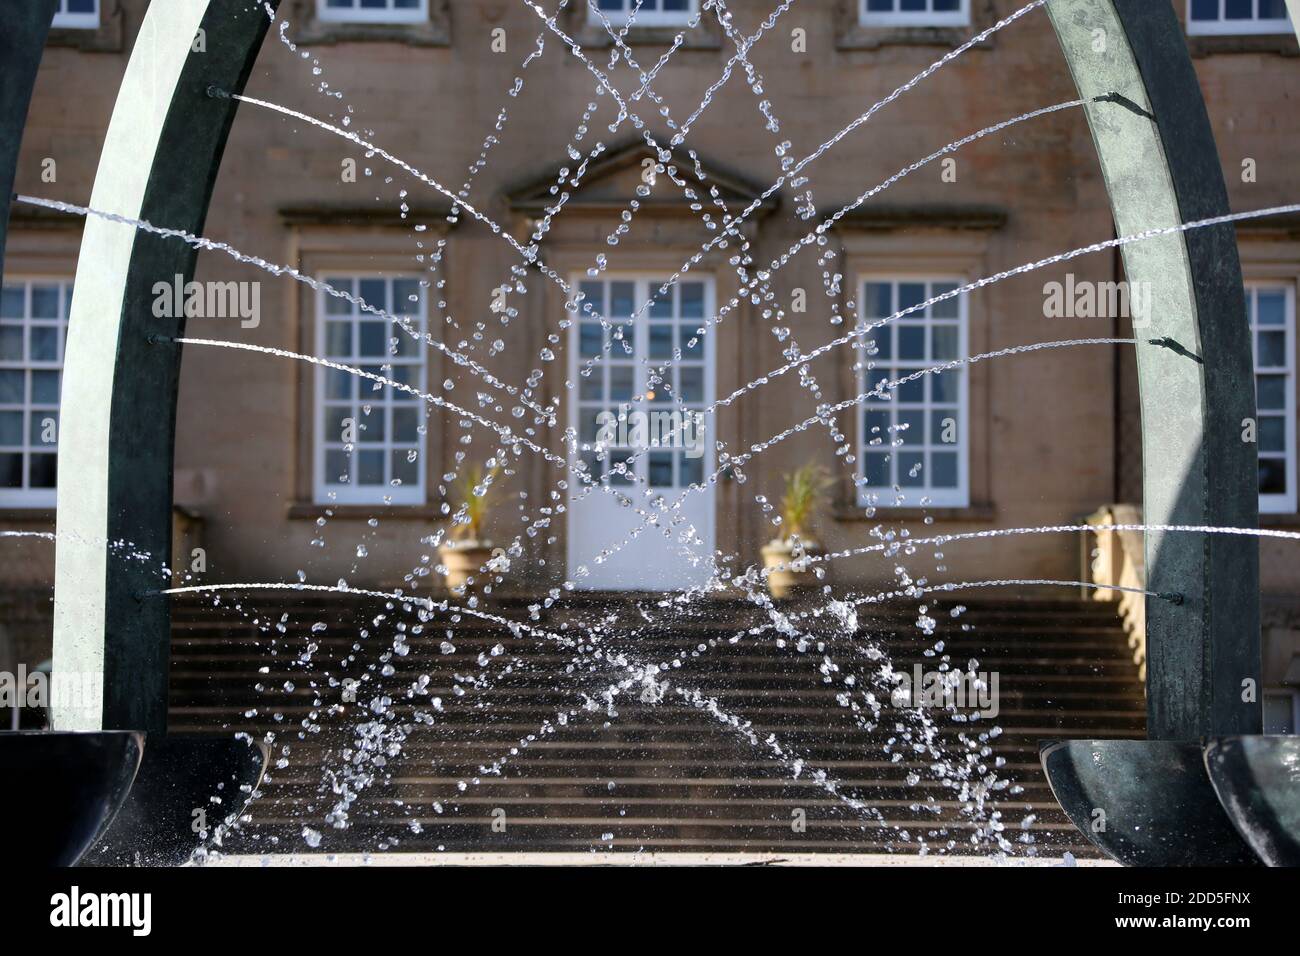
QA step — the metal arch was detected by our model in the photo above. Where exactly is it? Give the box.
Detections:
[52,1,278,733]
[0,1,58,280]
[34,0,1278,857]
[1047,0,1260,741]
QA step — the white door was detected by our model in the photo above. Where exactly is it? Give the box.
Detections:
[566,275,716,590]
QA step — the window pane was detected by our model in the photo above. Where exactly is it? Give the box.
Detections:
[0,325,22,361]
[897,410,924,445]
[325,449,351,484]
[1258,375,1286,410]
[864,283,892,318]
[0,371,22,403]
[392,407,420,443]
[390,449,418,486]
[610,282,635,318]
[1260,416,1287,452]
[31,286,60,319]
[1257,330,1286,368]
[0,412,21,446]
[898,326,925,360]
[30,327,58,362]
[29,454,56,489]
[898,452,925,487]
[932,326,958,361]
[357,450,385,485]
[863,452,889,487]
[1264,693,1297,734]
[864,410,889,443]
[858,279,966,505]
[0,287,23,318]
[0,454,22,487]
[680,282,704,319]
[317,276,427,502]
[579,368,603,401]
[649,325,673,358]
[1258,291,1286,326]
[931,452,958,488]
[648,451,674,488]
[930,373,958,404]
[1225,0,1253,19]
[31,369,60,403]
[898,283,926,314]
[898,377,924,403]
[679,453,703,487]
[610,366,634,401]
[679,367,703,402]
[358,278,387,312]
[1260,458,1287,494]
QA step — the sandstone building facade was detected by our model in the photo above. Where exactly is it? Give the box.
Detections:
[2,0,1299,733]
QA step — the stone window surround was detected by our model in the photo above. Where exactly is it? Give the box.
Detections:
[284,213,454,519]
[836,0,997,51]
[282,0,450,47]
[45,0,124,53]
[1184,0,1294,37]
[854,274,972,509]
[831,211,1004,523]
[0,224,81,523]
[1238,234,1300,520]
[560,0,723,49]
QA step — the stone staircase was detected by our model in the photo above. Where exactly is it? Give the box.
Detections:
[166,592,1144,859]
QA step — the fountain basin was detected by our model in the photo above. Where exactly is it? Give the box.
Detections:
[1040,738,1259,866]
[81,734,269,866]
[1203,735,1300,867]
[0,730,143,867]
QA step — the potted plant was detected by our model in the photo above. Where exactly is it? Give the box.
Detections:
[438,465,499,592]
[761,464,831,599]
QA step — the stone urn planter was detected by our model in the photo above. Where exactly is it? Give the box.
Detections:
[439,464,502,592]
[761,538,820,599]
[762,464,832,599]
[438,541,495,592]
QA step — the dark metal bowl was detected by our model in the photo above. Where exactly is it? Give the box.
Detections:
[1203,735,1300,867]
[80,734,268,866]
[0,729,143,867]
[1041,738,1260,866]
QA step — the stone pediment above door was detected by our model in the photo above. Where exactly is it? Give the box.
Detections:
[505,138,779,225]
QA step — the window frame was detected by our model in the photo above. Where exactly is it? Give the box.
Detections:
[312,273,429,507]
[1264,688,1300,734]
[1249,281,1297,515]
[0,277,72,509]
[567,272,716,493]
[855,274,970,510]
[316,0,429,26]
[859,0,971,29]
[1185,0,1294,36]
[51,0,100,29]
[589,0,699,28]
